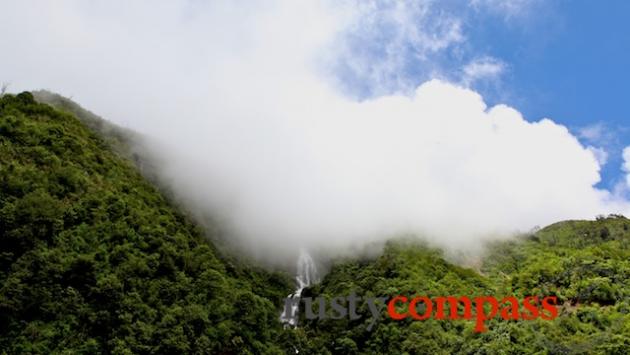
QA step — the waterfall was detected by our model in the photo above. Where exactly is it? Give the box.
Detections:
[280,249,319,327]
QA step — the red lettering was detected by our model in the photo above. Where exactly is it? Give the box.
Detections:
[434,296,472,320]
[409,296,433,320]
[474,296,499,332]
[540,296,558,320]
[499,296,520,320]
[521,296,539,320]
[387,296,409,320]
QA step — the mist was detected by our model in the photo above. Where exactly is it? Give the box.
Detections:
[1,0,629,264]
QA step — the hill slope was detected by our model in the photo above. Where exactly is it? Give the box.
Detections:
[1,92,629,354]
[0,92,291,354]
[295,219,629,354]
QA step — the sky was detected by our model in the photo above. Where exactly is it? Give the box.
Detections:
[466,0,630,192]
[329,0,630,192]
[1,0,630,260]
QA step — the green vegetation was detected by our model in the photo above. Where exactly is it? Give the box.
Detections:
[1,92,628,354]
[0,92,292,354]
[294,220,630,354]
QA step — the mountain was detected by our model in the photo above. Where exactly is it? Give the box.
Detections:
[296,220,630,354]
[1,92,628,354]
[0,92,292,354]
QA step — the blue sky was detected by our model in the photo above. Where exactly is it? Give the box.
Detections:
[3,0,630,250]
[283,1,630,238]
[1,1,627,195]
[467,1,630,190]
[330,1,629,191]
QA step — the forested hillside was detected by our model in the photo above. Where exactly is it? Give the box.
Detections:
[0,92,291,354]
[1,92,628,354]
[295,219,630,354]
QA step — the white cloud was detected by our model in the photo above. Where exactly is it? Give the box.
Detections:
[470,0,539,19]
[329,0,465,96]
[461,57,506,86]
[328,0,538,97]
[623,147,630,188]
[0,0,628,264]
[586,146,609,166]
[578,123,606,143]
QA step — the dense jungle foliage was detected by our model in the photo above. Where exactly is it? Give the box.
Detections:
[0,92,292,354]
[295,219,630,354]
[1,92,628,354]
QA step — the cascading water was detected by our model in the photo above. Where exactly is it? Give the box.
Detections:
[280,249,319,328]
